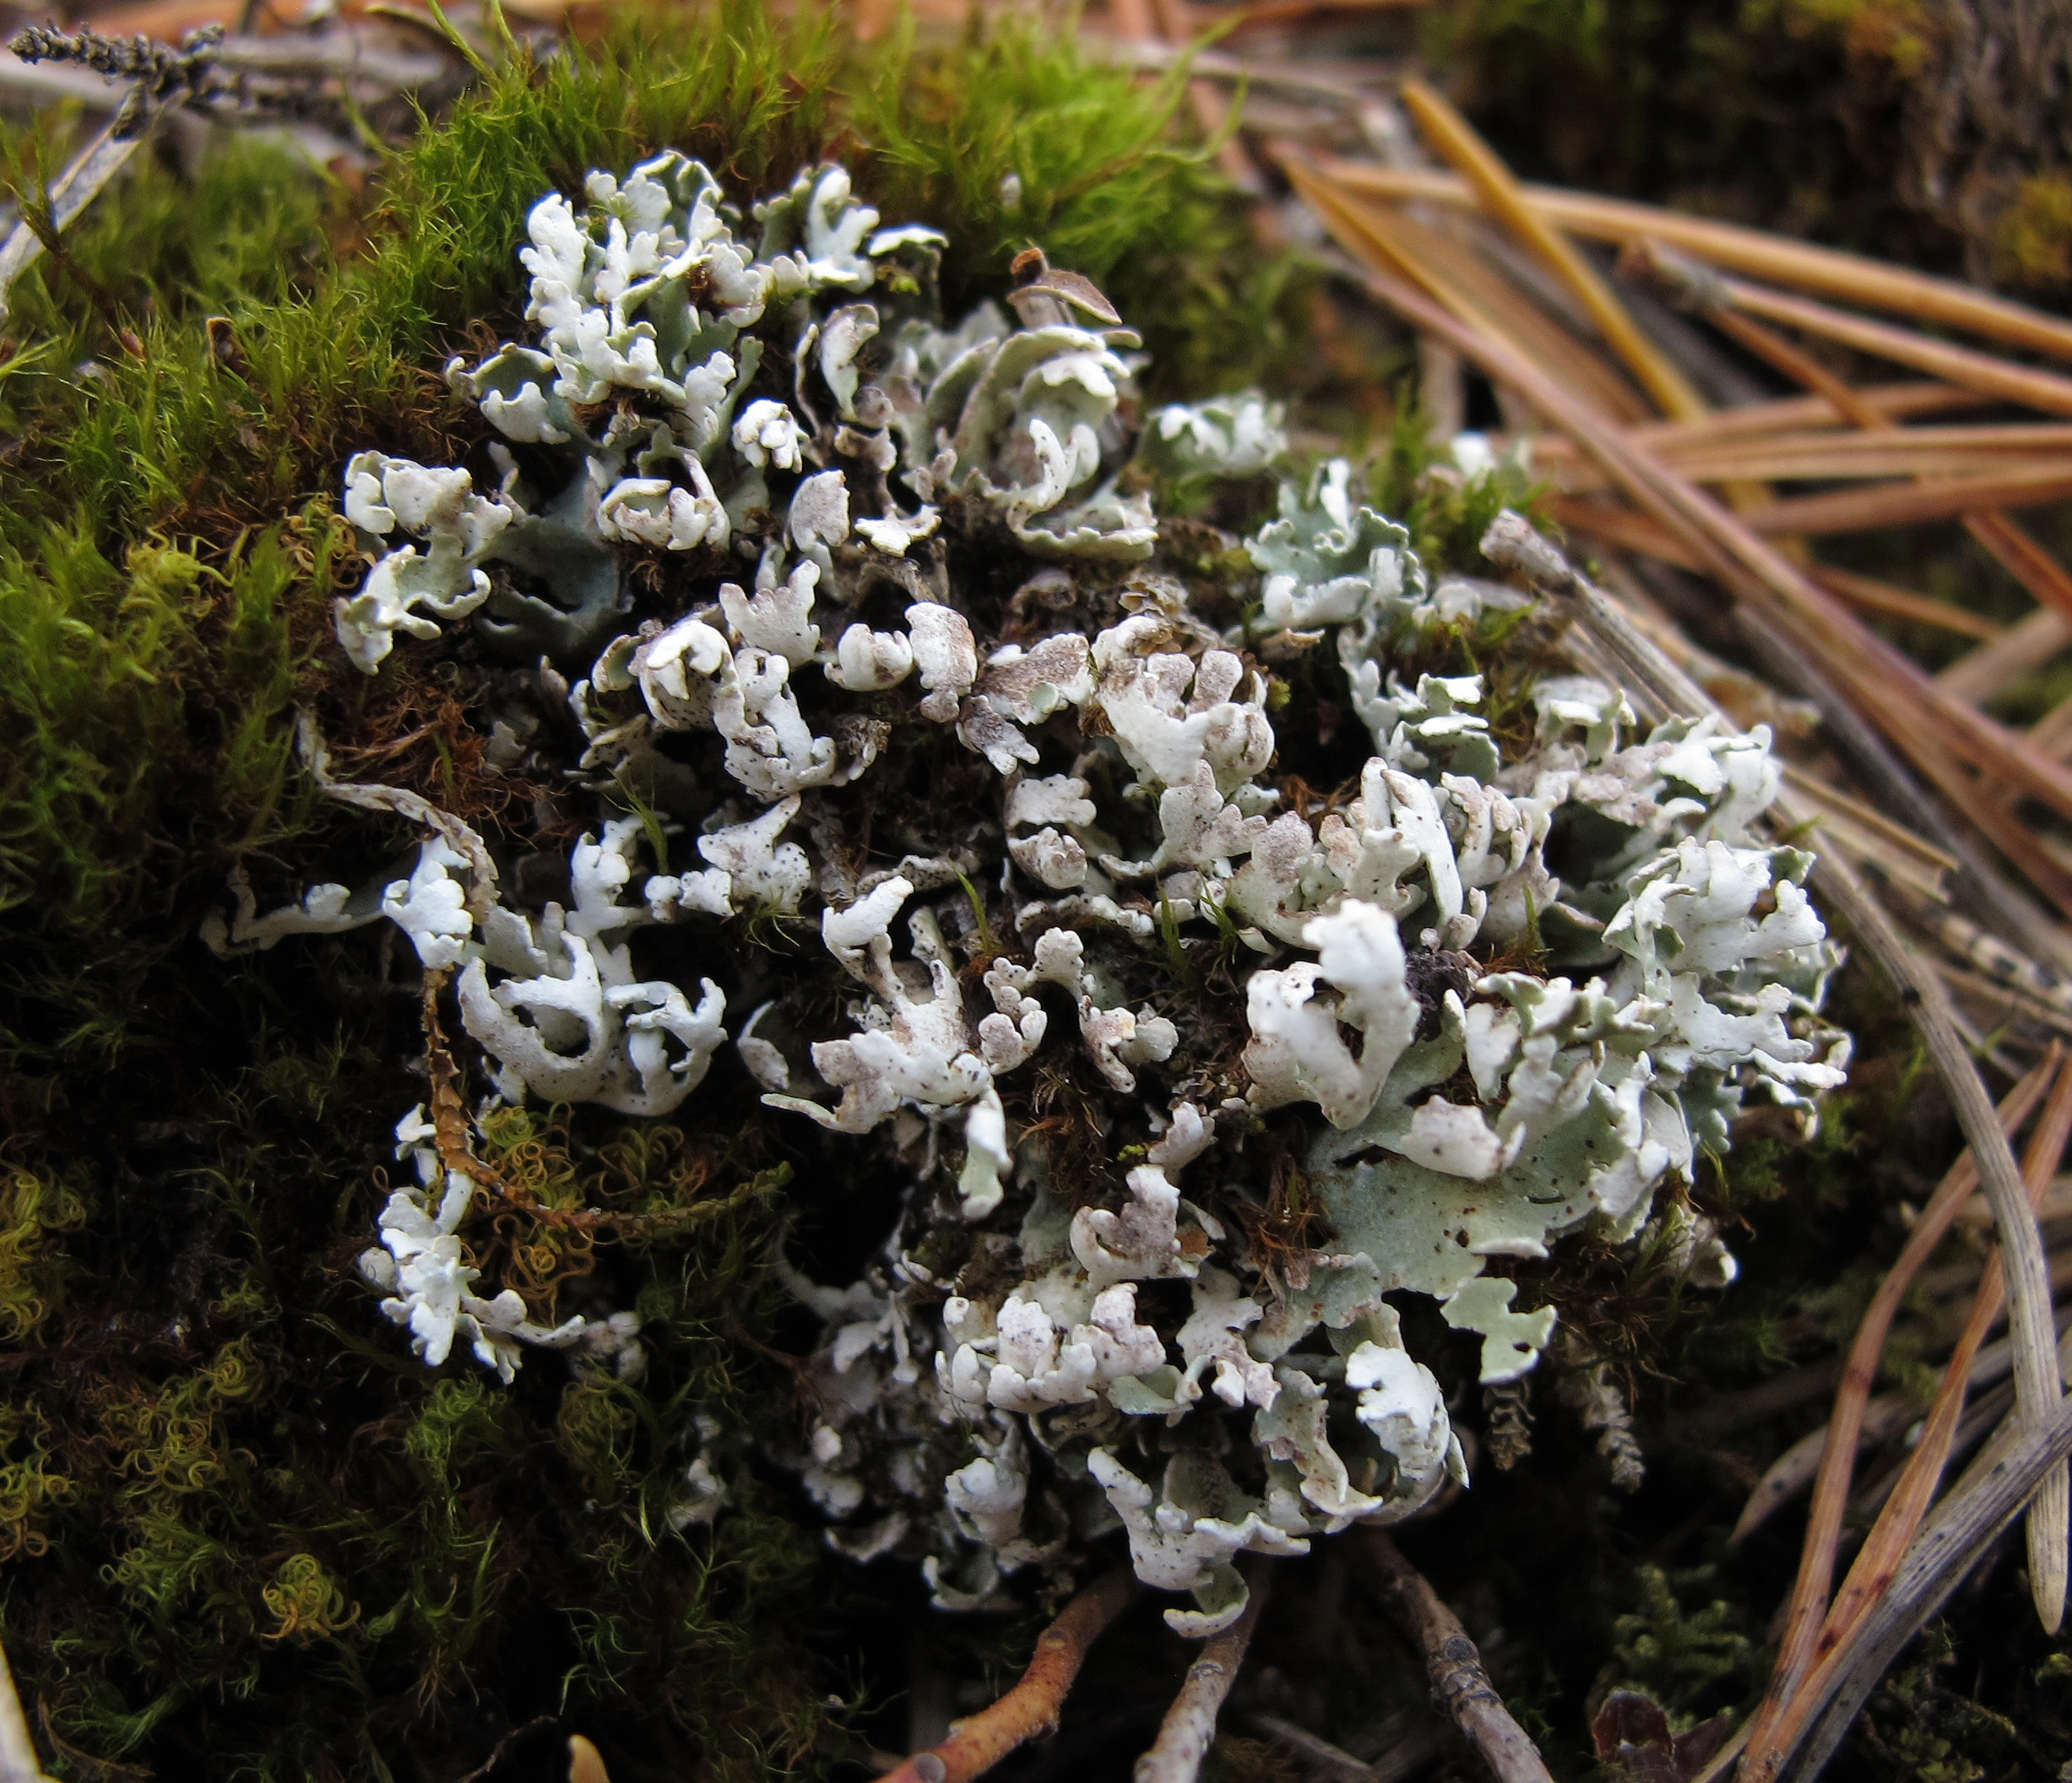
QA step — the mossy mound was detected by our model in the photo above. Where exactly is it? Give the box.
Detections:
[0,12,1304,1774]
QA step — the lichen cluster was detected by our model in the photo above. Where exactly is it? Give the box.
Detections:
[217,152,1848,1639]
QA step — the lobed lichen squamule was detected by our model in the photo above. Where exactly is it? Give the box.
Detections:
[211,153,1850,1636]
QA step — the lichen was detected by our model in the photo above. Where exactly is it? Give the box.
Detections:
[215,150,1847,1645]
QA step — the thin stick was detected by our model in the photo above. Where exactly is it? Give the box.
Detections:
[876,1568,1139,1783]
[1397,78,1706,420]
[1135,1559,1273,1783]
[1357,1533,1554,1783]
[1311,159,2072,366]
[1499,507,2072,929]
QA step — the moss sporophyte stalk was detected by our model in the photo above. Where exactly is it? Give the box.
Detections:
[212,150,1850,1638]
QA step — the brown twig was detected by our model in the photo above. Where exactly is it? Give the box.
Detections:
[1134,1558,1273,1783]
[1356,1533,1553,1783]
[876,1568,1140,1783]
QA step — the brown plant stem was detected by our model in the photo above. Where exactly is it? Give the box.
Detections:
[1134,1558,1272,1783]
[876,1568,1139,1783]
[1357,1533,1554,1783]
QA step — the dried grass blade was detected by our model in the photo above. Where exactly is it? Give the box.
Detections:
[1305,176,2072,839]
[1621,383,1979,445]
[1966,509,2072,628]
[1651,430,2072,481]
[1473,519,2072,1688]
[1939,608,2072,702]
[1324,190,1652,423]
[1747,1057,2054,1671]
[1775,1385,2072,1780]
[1716,275,2072,419]
[1668,286,2072,640]
[1805,566,2003,641]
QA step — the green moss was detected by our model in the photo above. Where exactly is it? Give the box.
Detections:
[854,11,1299,397]
[1366,389,1549,574]
[1991,171,2072,294]
[1610,1564,1763,1721]
[0,525,323,942]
